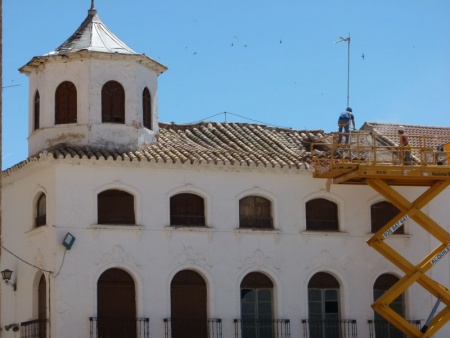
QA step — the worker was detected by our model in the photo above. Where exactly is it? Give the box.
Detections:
[337,107,356,144]
[436,145,446,165]
[398,126,412,165]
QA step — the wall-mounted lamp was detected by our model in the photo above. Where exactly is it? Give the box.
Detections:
[62,232,76,250]
[5,323,19,332]
[1,269,17,291]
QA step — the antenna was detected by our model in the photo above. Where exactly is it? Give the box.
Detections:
[335,34,351,107]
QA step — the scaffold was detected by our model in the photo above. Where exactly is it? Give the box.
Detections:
[312,131,450,338]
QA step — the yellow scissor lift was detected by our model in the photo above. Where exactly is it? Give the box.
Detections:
[311,132,450,338]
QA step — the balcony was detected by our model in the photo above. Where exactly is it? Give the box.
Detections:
[301,319,357,338]
[20,319,47,338]
[234,319,291,338]
[89,317,149,338]
[367,319,422,338]
[20,316,424,337]
[163,318,222,338]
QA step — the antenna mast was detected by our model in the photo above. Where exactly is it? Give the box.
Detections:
[335,34,351,107]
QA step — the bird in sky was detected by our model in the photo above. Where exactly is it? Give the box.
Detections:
[361,53,365,60]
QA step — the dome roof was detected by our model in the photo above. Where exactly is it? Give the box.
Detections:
[47,2,136,55]
[19,1,167,75]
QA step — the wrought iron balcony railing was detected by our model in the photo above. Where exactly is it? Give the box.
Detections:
[233,319,291,338]
[89,317,149,338]
[163,318,222,338]
[301,319,357,338]
[367,319,422,338]
[20,319,47,338]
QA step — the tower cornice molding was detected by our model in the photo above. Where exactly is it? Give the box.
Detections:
[19,51,168,76]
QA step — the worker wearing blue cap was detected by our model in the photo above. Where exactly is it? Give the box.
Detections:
[337,107,356,144]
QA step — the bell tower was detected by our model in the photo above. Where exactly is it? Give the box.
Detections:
[19,1,167,156]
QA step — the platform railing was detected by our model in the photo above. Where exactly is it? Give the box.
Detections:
[311,132,450,170]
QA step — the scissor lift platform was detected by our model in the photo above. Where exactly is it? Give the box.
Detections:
[312,133,450,337]
[314,163,450,186]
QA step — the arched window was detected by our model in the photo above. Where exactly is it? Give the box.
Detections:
[36,193,47,227]
[308,272,340,337]
[142,87,152,129]
[170,270,207,338]
[240,272,274,337]
[306,198,339,231]
[170,193,205,226]
[239,196,273,229]
[98,268,136,337]
[38,275,47,338]
[34,91,40,130]
[55,81,77,124]
[98,189,135,225]
[371,201,404,234]
[373,274,405,337]
[102,81,125,123]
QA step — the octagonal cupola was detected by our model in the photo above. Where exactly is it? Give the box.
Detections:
[20,1,167,156]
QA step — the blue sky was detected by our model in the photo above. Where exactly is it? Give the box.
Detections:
[3,0,450,169]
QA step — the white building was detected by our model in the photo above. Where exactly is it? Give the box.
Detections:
[2,3,450,338]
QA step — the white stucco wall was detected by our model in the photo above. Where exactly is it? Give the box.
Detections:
[2,160,449,338]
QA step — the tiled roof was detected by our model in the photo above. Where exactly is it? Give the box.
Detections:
[5,121,450,176]
[362,122,450,149]
[3,122,327,176]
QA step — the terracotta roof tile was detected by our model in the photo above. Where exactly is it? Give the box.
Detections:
[3,122,326,175]
[6,121,448,176]
[362,122,450,149]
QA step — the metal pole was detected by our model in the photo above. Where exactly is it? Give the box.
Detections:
[335,34,351,107]
[0,0,3,327]
[420,298,442,333]
[347,34,351,107]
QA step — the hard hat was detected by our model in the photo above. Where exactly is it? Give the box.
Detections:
[346,107,352,112]
[398,125,405,132]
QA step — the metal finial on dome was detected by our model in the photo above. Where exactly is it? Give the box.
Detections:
[88,0,97,15]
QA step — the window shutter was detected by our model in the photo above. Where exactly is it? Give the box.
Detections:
[143,88,152,129]
[36,193,47,227]
[170,193,205,226]
[34,91,40,130]
[239,196,272,229]
[102,81,125,123]
[55,81,77,124]
[371,201,403,234]
[98,190,135,225]
[306,198,339,231]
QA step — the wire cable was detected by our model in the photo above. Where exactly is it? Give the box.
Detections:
[52,248,67,278]
[227,112,291,129]
[1,243,53,273]
[181,111,292,129]
[181,112,225,125]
